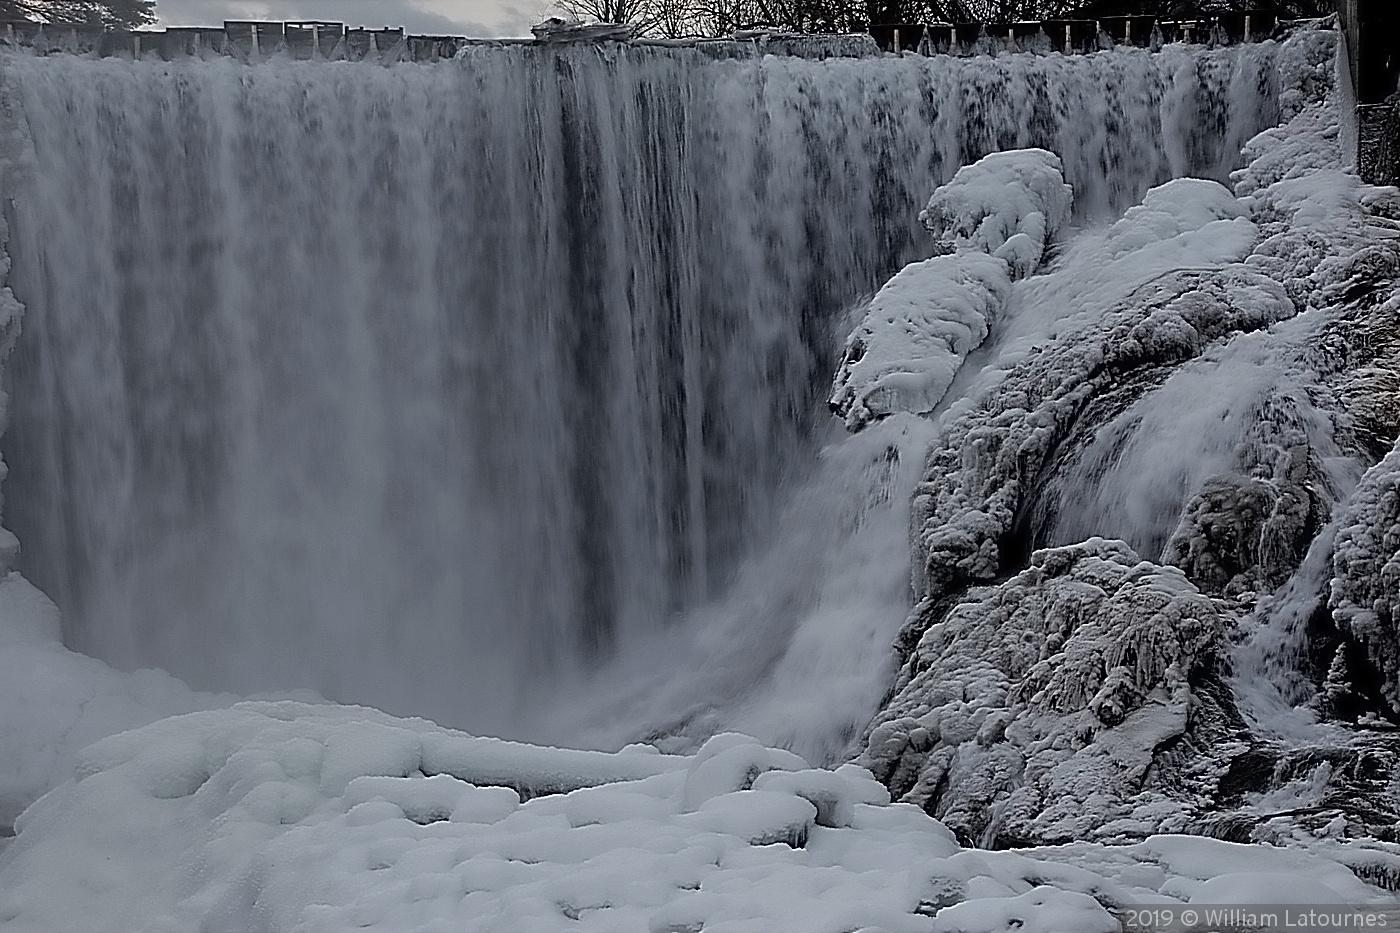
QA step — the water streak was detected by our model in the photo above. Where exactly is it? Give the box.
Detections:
[0,43,1278,741]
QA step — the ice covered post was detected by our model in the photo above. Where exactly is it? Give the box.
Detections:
[1338,0,1400,184]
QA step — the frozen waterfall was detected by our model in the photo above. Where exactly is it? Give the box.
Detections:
[0,41,1279,750]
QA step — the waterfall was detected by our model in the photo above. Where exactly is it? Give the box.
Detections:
[0,41,1278,743]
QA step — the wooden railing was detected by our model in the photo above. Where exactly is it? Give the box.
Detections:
[869,10,1281,55]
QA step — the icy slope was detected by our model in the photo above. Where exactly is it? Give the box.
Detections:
[855,23,1400,849]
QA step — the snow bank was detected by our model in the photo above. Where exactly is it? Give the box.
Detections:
[0,701,1392,932]
[0,572,232,831]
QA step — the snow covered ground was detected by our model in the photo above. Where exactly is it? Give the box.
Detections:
[1,697,1397,932]
[0,573,235,836]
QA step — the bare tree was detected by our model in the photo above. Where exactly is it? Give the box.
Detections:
[549,0,1333,39]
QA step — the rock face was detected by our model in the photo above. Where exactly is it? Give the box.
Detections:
[855,24,1400,849]
[1332,439,1400,712]
[860,538,1222,846]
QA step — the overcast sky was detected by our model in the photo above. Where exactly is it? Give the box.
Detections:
[156,0,548,39]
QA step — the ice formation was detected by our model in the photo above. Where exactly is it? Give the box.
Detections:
[829,150,1075,432]
[1331,437,1400,712]
[829,251,1012,431]
[860,538,1222,845]
[918,149,1074,276]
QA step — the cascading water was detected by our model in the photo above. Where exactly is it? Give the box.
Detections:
[0,40,1280,750]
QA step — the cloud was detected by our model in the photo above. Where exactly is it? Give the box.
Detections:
[156,0,548,38]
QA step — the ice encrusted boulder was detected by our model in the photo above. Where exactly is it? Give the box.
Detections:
[859,539,1223,846]
[830,150,1072,431]
[829,253,1011,431]
[1331,439,1400,712]
[918,149,1073,278]
[907,261,1292,605]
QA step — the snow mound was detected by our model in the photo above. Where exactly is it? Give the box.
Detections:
[929,887,1118,933]
[829,253,1011,430]
[918,148,1073,278]
[859,538,1222,846]
[681,732,807,810]
[0,702,1393,932]
[0,572,233,831]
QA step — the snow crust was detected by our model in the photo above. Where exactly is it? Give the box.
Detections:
[0,702,1393,933]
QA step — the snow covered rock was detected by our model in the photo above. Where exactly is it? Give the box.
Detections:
[829,253,1011,430]
[1331,438,1400,713]
[752,767,860,827]
[907,261,1292,606]
[928,887,1118,933]
[859,538,1223,846]
[865,24,1400,849]
[829,149,1075,432]
[686,789,818,847]
[681,732,806,810]
[918,149,1073,278]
